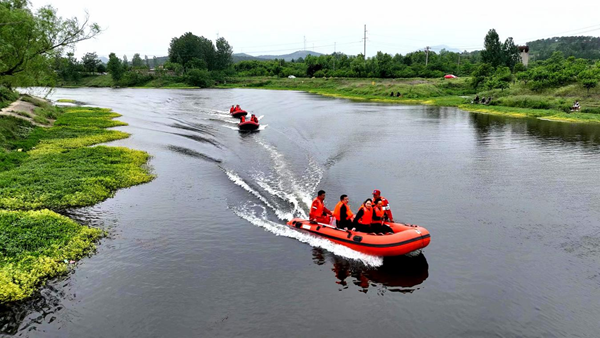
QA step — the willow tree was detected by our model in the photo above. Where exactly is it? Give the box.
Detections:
[0,0,100,87]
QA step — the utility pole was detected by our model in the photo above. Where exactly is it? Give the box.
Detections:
[425,46,430,66]
[363,24,367,60]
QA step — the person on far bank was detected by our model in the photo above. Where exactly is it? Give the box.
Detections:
[333,194,354,229]
[372,189,393,222]
[310,190,333,224]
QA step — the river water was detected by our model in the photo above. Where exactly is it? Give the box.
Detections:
[2,88,600,337]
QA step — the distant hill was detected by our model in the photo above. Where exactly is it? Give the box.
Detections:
[232,53,268,62]
[526,36,600,61]
[99,56,109,64]
[430,45,462,53]
[256,50,322,61]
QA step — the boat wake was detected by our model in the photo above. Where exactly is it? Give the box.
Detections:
[232,204,384,267]
[222,138,384,266]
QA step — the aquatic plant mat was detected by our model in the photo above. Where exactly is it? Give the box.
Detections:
[0,107,153,303]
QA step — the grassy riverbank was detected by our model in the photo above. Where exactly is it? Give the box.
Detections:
[56,75,600,123]
[219,77,600,124]
[0,104,153,303]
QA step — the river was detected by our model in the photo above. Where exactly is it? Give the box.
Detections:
[2,88,600,337]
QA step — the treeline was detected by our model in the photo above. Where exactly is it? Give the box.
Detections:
[471,30,600,94]
[528,36,600,61]
[234,50,480,79]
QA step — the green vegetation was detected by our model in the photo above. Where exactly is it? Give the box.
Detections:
[0,209,102,303]
[57,99,76,103]
[0,0,99,88]
[0,105,153,303]
[528,36,600,61]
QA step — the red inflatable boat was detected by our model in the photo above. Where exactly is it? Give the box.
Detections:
[287,218,430,256]
[239,120,260,131]
[231,109,248,118]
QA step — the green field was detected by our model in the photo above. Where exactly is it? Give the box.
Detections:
[0,105,154,303]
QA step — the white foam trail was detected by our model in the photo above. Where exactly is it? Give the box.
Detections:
[233,204,383,267]
[253,171,308,219]
[258,124,268,130]
[224,170,292,220]
[257,115,264,120]
[222,125,239,130]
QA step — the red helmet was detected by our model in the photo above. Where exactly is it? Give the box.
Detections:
[372,189,381,196]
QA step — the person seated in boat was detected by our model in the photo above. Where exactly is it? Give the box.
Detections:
[333,194,354,229]
[310,190,333,224]
[353,199,374,233]
[240,115,246,123]
[371,200,394,234]
[250,114,259,123]
[230,105,235,113]
[235,104,241,111]
[372,189,393,222]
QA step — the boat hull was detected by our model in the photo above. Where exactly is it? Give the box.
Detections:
[287,218,430,256]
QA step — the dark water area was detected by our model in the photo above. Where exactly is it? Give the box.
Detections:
[2,88,600,337]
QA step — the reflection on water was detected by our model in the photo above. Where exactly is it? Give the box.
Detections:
[312,248,429,294]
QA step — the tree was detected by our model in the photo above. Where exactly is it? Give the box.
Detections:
[215,37,233,71]
[578,69,599,94]
[481,29,503,68]
[502,37,520,71]
[107,53,124,82]
[168,32,216,71]
[470,63,493,88]
[82,52,100,73]
[122,55,129,70]
[131,53,143,68]
[0,0,100,87]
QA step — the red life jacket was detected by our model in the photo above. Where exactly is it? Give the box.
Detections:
[333,201,354,221]
[230,107,234,113]
[372,205,384,221]
[240,116,246,122]
[357,205,373,225]
[310,198,324,220]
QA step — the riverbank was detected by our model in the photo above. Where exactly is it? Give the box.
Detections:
[0,102,154,303]
[218,77,600,124]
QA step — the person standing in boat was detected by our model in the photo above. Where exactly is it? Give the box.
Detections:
[333,194,354,229]
[353,199,374,232]
[372,189,394,222]
[310,190,333,224]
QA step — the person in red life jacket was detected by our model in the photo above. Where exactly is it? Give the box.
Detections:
[372,189,394,222]
[235,104,241,112]
[309,190,333,224]
[333,194,354,229]
[230,105,235,113]
[353,199,374,233]
[240,115,246,123]
[250,114,258,123]
[371,200,394,234]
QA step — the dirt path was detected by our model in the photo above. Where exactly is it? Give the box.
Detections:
[0,99,50,127]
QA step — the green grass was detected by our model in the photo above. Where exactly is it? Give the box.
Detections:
[0,105,154,303]
[56,99,76,103]
[219,77,600,124]
[0,209,102,303]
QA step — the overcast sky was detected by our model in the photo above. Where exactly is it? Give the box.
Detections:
[30,0,600,59]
